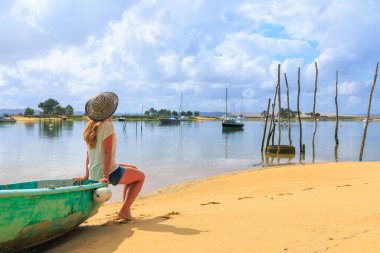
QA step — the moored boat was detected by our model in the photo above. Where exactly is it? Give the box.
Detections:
[159,115,180,125]
[222,88,244,130]
[178,115,188,121]
[0,116,16,123]
[222,117,244,128]
[363,118,373,123]
[0,179,108,252]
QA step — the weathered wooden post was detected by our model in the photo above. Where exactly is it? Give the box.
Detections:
[284,73,292,145]
[312,62,318,162]
[261,98,271,152]
[334,144,339,162]
[335,71,339,145]
[141,105,144,132]
[266,103,274,149]
[271,123,276,146]
[359,62,379,161]
[297,67,304,154]
[277,64,281,155]
[266,83,279,150]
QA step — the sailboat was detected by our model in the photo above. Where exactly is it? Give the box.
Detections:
[159,114,180,125]
[178,92,188,121]
[159,92,182,125]
[222,88,244,129]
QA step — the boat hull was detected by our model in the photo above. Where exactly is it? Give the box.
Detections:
[222,122,244,128]
[0,119,16,123]
[0,179,105,253]
[159,118,180,125]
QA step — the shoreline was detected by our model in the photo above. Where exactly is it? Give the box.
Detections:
[10,115,380,123]
[40,161,380,253]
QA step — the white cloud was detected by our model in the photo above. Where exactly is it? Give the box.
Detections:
[339,81,360,95]
[0,0,380,114]
[11,0,49,33]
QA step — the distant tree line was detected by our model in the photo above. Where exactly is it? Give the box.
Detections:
[261,108,320,118]
[24,98,74,116]
[144,108,200,117]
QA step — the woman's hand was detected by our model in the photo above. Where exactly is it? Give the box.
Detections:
[74,176,88,185]
[99,177,110,185]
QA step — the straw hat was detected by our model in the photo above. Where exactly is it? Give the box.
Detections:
[85,92,119,122]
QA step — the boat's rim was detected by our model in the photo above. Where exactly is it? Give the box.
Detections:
[0,182,106,197]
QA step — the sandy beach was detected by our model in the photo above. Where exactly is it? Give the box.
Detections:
[12,116,60,122]
[42,162,380,253]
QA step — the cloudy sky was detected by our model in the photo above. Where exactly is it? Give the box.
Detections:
[0,0,379,114]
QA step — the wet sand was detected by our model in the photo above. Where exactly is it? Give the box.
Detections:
[43,162,380,253]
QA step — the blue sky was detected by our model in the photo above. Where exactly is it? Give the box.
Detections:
[0,0,380,114]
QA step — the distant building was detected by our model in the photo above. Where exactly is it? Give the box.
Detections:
[300,113,311,118]
[260,110,271,117]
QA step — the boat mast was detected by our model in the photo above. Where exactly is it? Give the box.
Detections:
[225,88,228,118]
[179,91,183,114]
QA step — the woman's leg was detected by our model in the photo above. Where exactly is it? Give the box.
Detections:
[117,167,145,220]
[118,163,138,170]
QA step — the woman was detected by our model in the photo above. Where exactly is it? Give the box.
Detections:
[75,92,145,221]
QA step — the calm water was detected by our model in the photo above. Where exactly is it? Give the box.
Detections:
[1,119,379,200]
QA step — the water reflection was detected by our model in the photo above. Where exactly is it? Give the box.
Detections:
[62,120,74,131]
[223,128,244,159]
[24,122,35,131]
[264,152,296,165]
[38,119,75,139]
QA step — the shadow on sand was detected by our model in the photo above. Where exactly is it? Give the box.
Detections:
[29,216,203,253]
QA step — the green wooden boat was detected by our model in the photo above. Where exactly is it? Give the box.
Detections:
[0,179,106,252]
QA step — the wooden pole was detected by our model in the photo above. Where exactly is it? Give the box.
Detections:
[359,62,379,161]
[141,105,144,132]
[266,103,274,150]
[334,71,339,145]
[266,83,279,150]
[312,62,318,162]
[277,64,281,155]
[297,67,303,154]
[284,73,292,145]
[271,123,276,146]
[261,98,271,152]
[334,144,339,162]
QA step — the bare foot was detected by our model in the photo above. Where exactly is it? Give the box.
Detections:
[118,209,135,221]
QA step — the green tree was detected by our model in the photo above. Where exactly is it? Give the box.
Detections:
[24,107,35,116]
[65,105,74,116]
[53,105,66,115]
[158,109,171,117]
[148,108,157,116]
[38,99,59,115]
[194,111,200,117]
[186,111,193,117]
[172,111,179,116]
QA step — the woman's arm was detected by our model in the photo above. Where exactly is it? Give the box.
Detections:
[85,151,90,178]
[74,151,89,184]
[100,134,114,184]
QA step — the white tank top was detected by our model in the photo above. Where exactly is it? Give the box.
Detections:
[87,121,118,180]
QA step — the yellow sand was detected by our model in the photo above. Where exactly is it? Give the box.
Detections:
[195,116,217,121]
[46,162,380,253]
[12,116,63,122]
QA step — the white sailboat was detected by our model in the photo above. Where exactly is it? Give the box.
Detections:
[178,92,188,121]
[222,88,244,129]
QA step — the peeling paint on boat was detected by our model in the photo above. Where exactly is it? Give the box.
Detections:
[0,179,105,252]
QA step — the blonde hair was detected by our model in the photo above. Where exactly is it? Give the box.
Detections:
[83,118,104,149]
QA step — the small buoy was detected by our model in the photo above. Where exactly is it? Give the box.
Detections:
[93,187,112,203]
